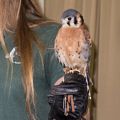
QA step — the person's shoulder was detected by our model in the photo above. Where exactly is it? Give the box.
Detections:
[33,22,61,46]
[39,22,61,30]
[33,22,61,36]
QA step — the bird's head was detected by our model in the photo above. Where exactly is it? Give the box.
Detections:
[61,9,84,28]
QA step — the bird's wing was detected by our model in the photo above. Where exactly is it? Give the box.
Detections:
[81,24,92,45]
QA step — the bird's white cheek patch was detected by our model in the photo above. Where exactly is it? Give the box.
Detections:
[62,19,68,25]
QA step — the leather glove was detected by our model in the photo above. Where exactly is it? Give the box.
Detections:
[48,72,88,120]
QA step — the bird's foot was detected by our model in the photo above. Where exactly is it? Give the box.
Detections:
[65,67,84,75]
[63,67,72,74]
[69,68,80,74]
[64,67,80,74]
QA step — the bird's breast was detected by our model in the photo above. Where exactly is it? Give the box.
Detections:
[58,27,83,40]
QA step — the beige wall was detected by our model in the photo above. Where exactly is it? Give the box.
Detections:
[97,0,120,120]
[44,0,83,22]
[40,0,120,120]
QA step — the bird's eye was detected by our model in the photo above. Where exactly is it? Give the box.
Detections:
[68,17,71,20]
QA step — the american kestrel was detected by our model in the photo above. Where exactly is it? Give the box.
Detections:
[54,9,92,78]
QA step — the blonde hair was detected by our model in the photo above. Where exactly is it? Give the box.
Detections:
[0,0,45,119]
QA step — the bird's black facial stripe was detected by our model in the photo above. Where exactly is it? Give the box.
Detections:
[74,17,78,25]
[67,21,70,26]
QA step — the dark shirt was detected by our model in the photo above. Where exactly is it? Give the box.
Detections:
[0,23,64,120]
